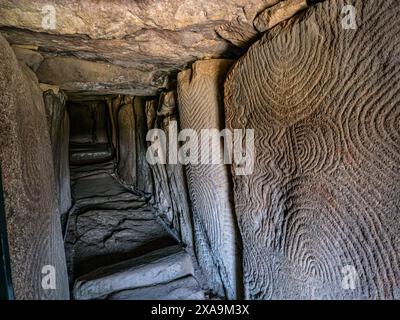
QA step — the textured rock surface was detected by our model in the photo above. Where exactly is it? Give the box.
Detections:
[11,45,43,71]
[43,89,71,222]
[177,59,240,299]
[73,245,194,300]
[215,0,280,47]
[147,93,194,248]
[0,0,276,95]
[107,276,205,300]
[65,154,204,300]
[225,0,400,299]
[65,165,175,280]
[0,34,69,299]
[113,95,152,192]
[0,1,320,95]
[133,97,152,193]
[36,57,165,97]
[254,0,308,32]
[117,97,136,185]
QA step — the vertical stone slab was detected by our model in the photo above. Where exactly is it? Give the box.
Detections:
[107,95,122,164]
[0,35,69,299]
[134,97,152,194]
[225,0,400,299]
[147,92,194,250]
[115,96,152,193]
[117,97,136,185]
[43,90,71,227]
[177,59,239,299]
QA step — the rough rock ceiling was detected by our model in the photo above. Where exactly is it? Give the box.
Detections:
[0,0,280,96]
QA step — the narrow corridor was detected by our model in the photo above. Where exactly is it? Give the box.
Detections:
[64,146,205,300]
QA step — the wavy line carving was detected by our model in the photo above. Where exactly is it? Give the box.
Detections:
[177,60,240,299]
[225,0,400,299]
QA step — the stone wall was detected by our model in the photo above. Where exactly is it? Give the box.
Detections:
[0,34,69,299]
[146,92,194,250]
[43,90,71,226]
[112,96,152,193]
[224,0,400,299]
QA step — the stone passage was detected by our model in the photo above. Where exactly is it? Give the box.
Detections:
[65,149,204,300]
[225,0,400,299]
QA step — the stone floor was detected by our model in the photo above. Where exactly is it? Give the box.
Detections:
[64,156,204,300]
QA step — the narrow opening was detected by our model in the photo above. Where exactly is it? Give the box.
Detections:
[64,96,181,299]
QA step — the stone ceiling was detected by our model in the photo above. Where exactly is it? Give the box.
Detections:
[0,0,287,96]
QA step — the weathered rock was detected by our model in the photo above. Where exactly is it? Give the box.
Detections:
[0,0,264,40]
[216,0,280,47]
[70,161,115,181]
[107,95,122,162]
[147,92,194,252]
[69,144,113,165]
[70,172,136,203]
[0,34,69,299]
[177,59,240,299]
[0,0,273,95]
[65,163,172,277]
[254,0,308,32]
[66,206,175,278]
[114,96,152,193]
[43,89,71,223]
[215,20,261,48]
[117,97,136,185]
[39,83,59,94]
[133,97,152,194]
[145,99,157,132]
[225,0,400,299]
[36,57,166,96]
[107,276,205,300]
[11,45,43,71]
[73,245,194,300]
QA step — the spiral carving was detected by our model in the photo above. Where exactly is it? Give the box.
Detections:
[225,0,400,299]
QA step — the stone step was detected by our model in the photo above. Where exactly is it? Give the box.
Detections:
[106,276,205,300]
[72,173,133,200]
[72,199,148,212]
[65,207,177,278]
[70,160,114,171]
[73,245,194,300]
[70,143,114,165]
[71,173,146,207]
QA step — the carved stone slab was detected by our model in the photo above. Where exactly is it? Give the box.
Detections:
[225,0,400,299]
[178,59,240,299]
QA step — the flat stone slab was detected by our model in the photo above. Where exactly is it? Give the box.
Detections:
[70,143,114,165]
[66,208,176,277]
[106,276,205,300]
[73,245,194,300]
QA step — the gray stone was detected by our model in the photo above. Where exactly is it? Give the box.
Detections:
[73,245,194,300]
[225,0,400,299]
[177,59,240,299]
[0,34,69,299]
[36,57,166,96]
[107,276,205,300]
[254,0,309,32]
[0,0,269,95]
[147,92,194,253]
[43,90,71,220]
